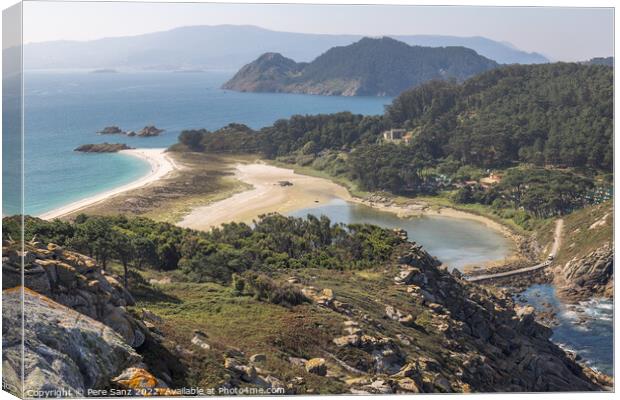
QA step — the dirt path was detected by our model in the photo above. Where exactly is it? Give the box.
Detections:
[469,219,564,282]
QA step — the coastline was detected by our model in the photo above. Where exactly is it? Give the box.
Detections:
[177,162,352,230]
[177,161,519,255]
[39,148,178,220]
[39,154,520,259]
[348,196,516,240]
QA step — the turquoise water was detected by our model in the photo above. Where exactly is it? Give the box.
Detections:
[14,70,611,376]
[18,70,391,215]
[289,199,512,270]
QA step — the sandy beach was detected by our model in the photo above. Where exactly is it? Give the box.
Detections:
[349,196,516,239]
[178,163,352,230]
[177,162,515,247]
[39,148,178,220]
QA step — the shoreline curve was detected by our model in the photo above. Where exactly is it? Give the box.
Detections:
[39,148,178,220]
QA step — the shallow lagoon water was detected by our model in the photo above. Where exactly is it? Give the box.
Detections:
[291,201,613,375]
[289,198,513,270]
[18,70,612,377]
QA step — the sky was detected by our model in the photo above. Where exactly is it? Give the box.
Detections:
[22,1,614,61]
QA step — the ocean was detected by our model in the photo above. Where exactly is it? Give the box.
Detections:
[517,284,613,375]
[11,70,612,375]
[18,70,391,216]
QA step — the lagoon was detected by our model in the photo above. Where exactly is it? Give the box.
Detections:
[289,198,513,270]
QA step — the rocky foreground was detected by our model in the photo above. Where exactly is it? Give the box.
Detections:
[2,241,180,397]
[1,234,612,396]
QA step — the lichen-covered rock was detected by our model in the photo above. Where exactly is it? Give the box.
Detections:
[305,358,327,376]
[555,243,613,302]
[112,367,173,395]
[2,242,146,348]
[2,287,140,397]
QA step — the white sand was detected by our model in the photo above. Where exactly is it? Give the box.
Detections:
[39,148,178,220]
[178,162,517,253]
[178,163,351,230]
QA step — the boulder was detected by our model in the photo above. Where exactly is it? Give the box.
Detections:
[190,331,211,350]
[333,335,361,347]
[3,242,147,349]
[397,377,421,393]
[250,354,267,363]
[3,287,140,397]
[305,358,327,376]
[112,367,171,395]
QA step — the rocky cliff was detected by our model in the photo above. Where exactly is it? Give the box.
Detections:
[556,243,613,301]
[3,287,141,397]
[1,241,183,396]
[2,235,610,394]
[548,202,613,302]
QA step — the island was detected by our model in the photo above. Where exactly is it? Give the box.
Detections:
[222,37,499,96]
[98,125,125,134]
[96,125,164,137]
[3,50,613,397]
[136,125,164,137]
[74,143,134,153]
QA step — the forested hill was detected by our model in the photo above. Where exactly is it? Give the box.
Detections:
[179,62,612,172]
[385,62,613,170]
[222,37,499,96]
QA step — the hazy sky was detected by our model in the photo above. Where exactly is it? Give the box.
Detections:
[23,1,614,61]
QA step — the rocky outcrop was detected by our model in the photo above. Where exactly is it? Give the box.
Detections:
[74,143,133,153]
[555,243,613,302]
[391,244,605,392]
[325,242,608,393]
[96,125,163,137]
[3,242,147,347]
[136,125,164,137]
[222,349,289,392]
[2,287,140,397]
[98,126,124,134]
[2,241,184,395]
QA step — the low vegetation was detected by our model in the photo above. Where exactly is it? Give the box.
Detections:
[3,213,404,288]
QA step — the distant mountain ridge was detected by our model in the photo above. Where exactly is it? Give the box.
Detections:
[22,25,548,70]
[583,56,613,66]
[222,37,499,96]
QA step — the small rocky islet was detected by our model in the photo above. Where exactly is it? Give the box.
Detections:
[74,143,134,153]
[98,125,164,137]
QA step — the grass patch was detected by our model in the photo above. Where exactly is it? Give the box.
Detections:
[354,270,384,281]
